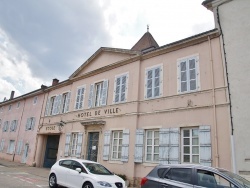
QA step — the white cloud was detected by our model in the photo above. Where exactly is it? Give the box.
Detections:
[0,29,48,101]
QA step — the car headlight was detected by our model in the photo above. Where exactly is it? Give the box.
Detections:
[97,181,112,187]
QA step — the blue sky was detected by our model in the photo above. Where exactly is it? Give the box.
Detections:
[0,0,214,101]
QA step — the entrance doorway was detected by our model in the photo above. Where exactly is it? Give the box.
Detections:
[87,132,99,162]
[21,144,29,164]
[43,135,60,168]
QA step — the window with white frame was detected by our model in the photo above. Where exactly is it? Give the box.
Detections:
[145,65,163,99]
[25,117,35,131]
[71,133,78,156]
[49,96,56,115]
[75,86,85,110]
[88,80,108,108]
[33,96,38,104]
[64,132,83,158]
[10,120,18,132]
[2,121,9,132]
[45,92,71,116]
[177,55,200,93]
[0,139,5,152]
[114,74,128,103]
[111,131,123,160]
[182,128,199,163]
[0,107,4,113]
[145,129,159,162]
[8,105,12,111]
[7,140,15,154]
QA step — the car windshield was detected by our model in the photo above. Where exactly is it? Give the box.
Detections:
[220,170,250,188]
[83,162,113,175]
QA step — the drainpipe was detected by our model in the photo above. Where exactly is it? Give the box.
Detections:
[208,36,219,168]
[216,4,236,173]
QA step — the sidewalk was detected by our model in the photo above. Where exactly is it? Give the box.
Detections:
[0,158,51,179]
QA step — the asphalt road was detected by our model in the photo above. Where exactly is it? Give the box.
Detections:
[0,164,49,188]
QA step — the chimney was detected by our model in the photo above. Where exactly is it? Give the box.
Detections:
[52,78,59,86]
[10,91,15,100]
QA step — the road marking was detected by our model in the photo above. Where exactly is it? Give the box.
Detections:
[36,185,48,187]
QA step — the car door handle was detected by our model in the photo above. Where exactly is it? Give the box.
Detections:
[161,183,168,188]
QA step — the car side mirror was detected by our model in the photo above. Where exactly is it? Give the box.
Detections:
[76,168,82,173]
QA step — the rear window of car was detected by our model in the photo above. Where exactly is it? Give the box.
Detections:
[158,168,169,178]
[164,168,192,184]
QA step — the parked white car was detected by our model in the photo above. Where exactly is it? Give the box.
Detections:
[49,158,127,188]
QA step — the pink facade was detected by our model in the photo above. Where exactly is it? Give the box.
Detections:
[0,29,233,187]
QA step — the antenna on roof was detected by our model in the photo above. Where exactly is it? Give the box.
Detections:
[147,24,149,32]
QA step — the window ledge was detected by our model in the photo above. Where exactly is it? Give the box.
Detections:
[108,160,123,165]
[142,162,159,167]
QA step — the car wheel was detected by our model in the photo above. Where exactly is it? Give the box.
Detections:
[49,174,58,188]
[83,182,94,188]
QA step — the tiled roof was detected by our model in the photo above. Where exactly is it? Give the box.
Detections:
[131,31,159,51]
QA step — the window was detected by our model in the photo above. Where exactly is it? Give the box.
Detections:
[111,131,123,160]
[114,74,128,103]
[45,92,71,116]
[49,96,56,115]
[10,120,18,132]
[182,128,199,163]
[16,140,23,155]
[70,133,78,156]
[145,129,159,162]
[165,168,192,184]
[177,55,200,93]
[33,96,38,104]
[0,139,5,152]
[197,170,236,188]
[145,65,162,99]
[0,106,4,113]
[2,121,9,132]
[88,80,108,108]
[25,117,35,131]
[7,140,15,154]
[64,132,83,158]
[17,102,20,108]
[8,105,12,111]
[75,86,85,110]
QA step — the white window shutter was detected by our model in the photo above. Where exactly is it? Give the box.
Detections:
[31,118,36,130]
[65,92,71,112]
[10,121,14,132]
[17,140,23,155]
[121,129,129,162]
[159,128,170,164]
[1,139,5,151]
[101,79,109,106]
[169,128,180,164]
[103,130,111,161]
[88,84,94,108]
[134,129,144,163]
[79,87,85,109]
[199,125,212,166]
[64,133,71,157]
[177,61,181,94]
[56,95,62,114]
[52,95,58,115]
[14,120,18,132]
[114,77,120,103]
[144,69,148,99]
[75,88,81,109]
[25,118,30,131]
[121,75,127,102]
[76,133,83,158]
[45,98,50,116]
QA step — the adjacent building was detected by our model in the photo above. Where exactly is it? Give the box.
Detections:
[203,0,250,177]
